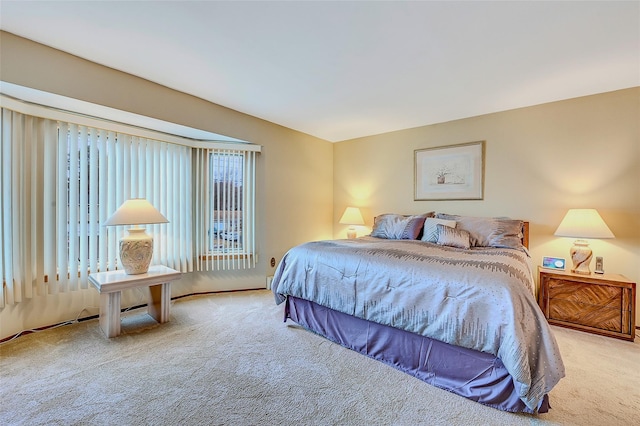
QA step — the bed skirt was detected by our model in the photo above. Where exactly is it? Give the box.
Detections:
[284,296,549,414]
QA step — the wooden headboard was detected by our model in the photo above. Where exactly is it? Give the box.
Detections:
[522,221,530,249]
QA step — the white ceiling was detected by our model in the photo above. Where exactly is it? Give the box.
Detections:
[1,1,638,142]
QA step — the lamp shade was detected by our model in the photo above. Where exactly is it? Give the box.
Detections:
[554,209,614,239]
[554,209,613,275]
[103,199,169,226]
[339,207,365,226]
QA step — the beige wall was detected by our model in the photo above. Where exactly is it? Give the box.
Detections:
[0,31,334,339]
[334,87,640,325]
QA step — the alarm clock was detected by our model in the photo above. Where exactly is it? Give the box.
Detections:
[542,256,566,270]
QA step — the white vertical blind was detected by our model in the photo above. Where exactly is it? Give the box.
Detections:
[56,122,69,293]
[1,102,260,308]
[0,110,9,306]
[0,107,199,307]
[43,119,57,294]
[0,110,58,307]
[193,148,257,271]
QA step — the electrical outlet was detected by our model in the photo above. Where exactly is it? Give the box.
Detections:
[270,257,276,267]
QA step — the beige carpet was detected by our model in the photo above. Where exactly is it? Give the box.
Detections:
[1,289,638,425]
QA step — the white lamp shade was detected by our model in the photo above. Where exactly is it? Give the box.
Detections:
[103,199,169,226]
[554,209,614,239]
[339,207,365,225]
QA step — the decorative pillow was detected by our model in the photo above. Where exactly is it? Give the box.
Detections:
[421,218,456,243]
[436,224,471,249]
[435,213,524,249]
[371,213,433,240]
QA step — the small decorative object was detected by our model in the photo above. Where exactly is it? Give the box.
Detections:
[414,141,485,200]
[554,209,614,275]
[594,257,604,274]
[339,207,365,239]
[542,256,566,270]
[104,199,169,275]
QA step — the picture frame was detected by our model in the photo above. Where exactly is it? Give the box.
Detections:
[414,141,485,200]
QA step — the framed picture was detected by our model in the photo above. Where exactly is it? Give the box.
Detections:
[414,141,485,200]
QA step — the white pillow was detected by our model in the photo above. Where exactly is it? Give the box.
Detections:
[421,218,456,243]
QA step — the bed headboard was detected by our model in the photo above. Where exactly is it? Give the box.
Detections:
[522,221,529,249]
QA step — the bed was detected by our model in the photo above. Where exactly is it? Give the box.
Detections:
[272,213,565,414]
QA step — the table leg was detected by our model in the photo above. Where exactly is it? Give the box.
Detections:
[148,282,171,323]
[99,291,121,338]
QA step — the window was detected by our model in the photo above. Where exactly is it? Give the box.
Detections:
[194,147,258,271]
[1,99,260,308]
[210,152,244,254]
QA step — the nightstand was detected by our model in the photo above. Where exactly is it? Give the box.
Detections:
[89,265,181,338]
[538,267,636,341]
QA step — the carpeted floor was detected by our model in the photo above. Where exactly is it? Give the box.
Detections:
[1,289,638,425]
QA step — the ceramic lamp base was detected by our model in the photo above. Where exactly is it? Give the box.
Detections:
[347,226,357,239]
[120,227,153,275]
[570,239,592,275]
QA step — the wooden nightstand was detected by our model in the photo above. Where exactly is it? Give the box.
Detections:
[538,267,636,341]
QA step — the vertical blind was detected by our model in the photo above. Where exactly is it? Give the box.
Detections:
[1,106,257,308]
[193,148,257,271]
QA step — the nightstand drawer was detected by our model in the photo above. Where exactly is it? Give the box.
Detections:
[548,279,623,309]
[548,299,622,332]
[538,268,636,341]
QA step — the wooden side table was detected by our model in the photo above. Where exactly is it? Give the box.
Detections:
[89,265,181,338]
[538,267,636,341]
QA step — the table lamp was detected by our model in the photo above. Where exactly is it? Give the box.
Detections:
[339,207,365,239]
[554,209,614,275]
[104,199,169,275]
